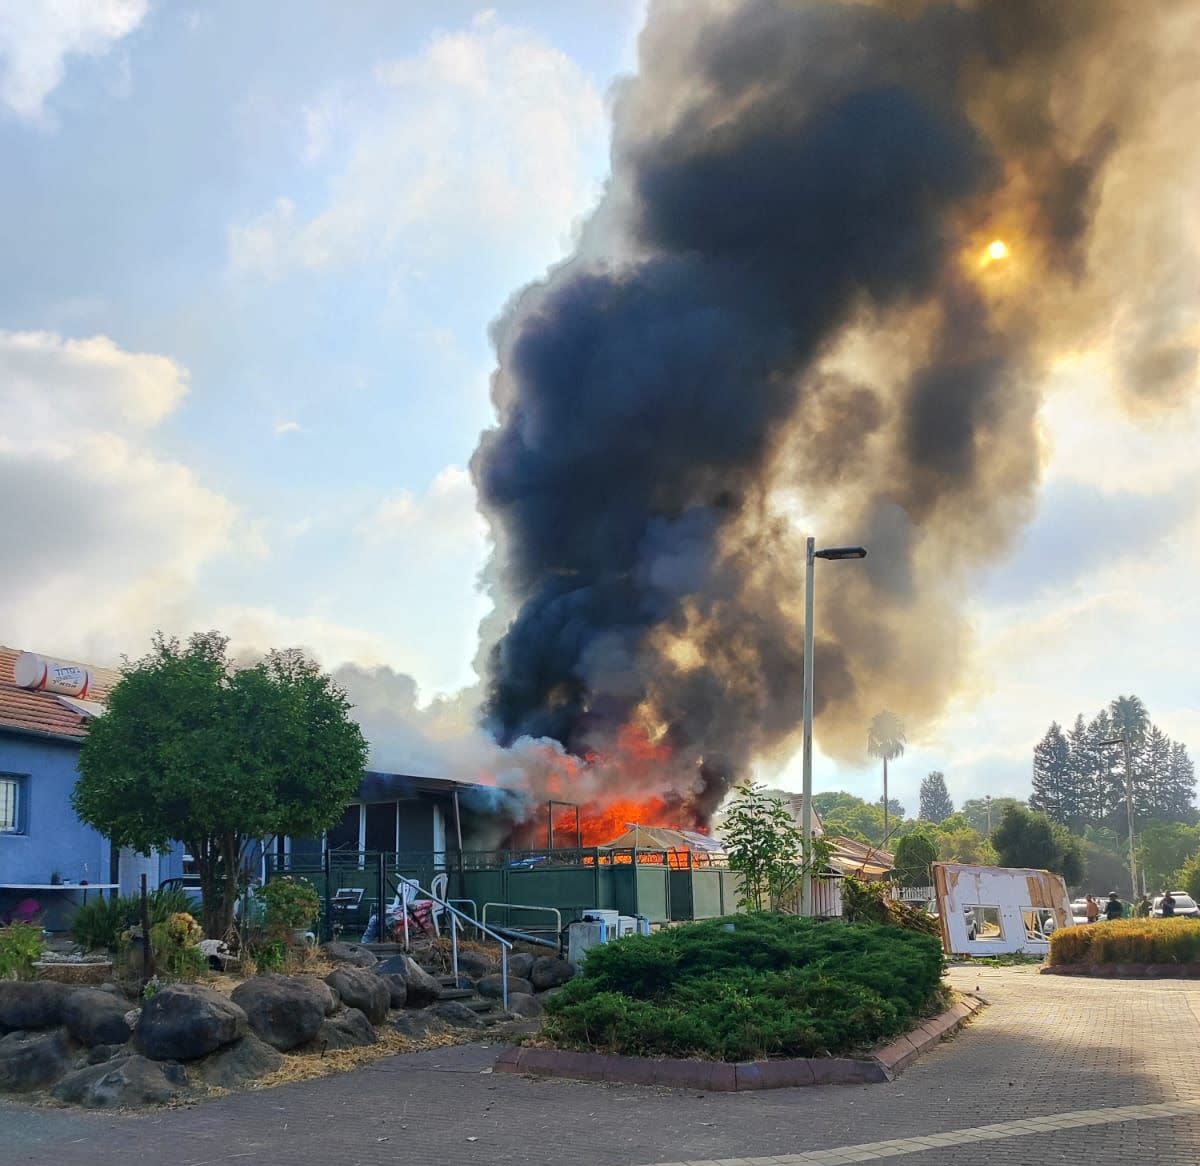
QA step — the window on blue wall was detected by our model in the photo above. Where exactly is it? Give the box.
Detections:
[0,775,25,833]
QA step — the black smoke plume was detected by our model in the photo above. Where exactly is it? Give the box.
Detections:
[470,0,1197,816]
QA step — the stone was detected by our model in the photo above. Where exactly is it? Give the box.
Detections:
[508,952,535,980]
[477,974,534,999]
[53,1055,183,1108]
[391,1009,445,1039]
[63,989,135,1048]
[0,981,70,1032]
[455,950,498,980]
[230,974,335,1051]
[308,1008,377,1051]
[530,957,576,991]
[321,942,378,968]
[192,1033,283,1088]
[506,992,544,1019]
[324,967,390,1026]
[377,955,442,1006]
[383,974,408,1009]
[432,1000,484,1029]
[87,1044,123,1065]
[0,1030,71,1092]
[134,985,247,1062]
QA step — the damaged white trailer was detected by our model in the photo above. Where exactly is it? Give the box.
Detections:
[932,861,1074,957]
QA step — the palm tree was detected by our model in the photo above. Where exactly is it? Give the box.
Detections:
[867,711,906,841]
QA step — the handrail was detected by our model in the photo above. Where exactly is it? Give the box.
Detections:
[482,902,562,939]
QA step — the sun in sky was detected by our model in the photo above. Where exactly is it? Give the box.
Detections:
[980,238,1011,267]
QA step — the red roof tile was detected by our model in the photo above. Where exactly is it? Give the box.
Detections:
[0,647,120,742]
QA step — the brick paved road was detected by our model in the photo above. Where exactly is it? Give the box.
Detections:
[5,966,1200,1166]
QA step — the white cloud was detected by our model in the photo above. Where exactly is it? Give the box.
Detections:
[229,11,606,276]
[359,465,485,552]
[273,419,302,436]
[0,0,147,123]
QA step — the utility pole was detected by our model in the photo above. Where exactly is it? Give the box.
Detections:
[985,795,992,835]
[1100,736,1138,898]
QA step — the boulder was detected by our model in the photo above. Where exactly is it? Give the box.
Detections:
[0,981,70,1032]
[506,992,544,1019]
[383,974,408,1009]
[432,1000,484,1029]
[477,974,533,999]
[87,1044,123,1065]
[53,1055,184,1108]
[308,1008,376,1051]
[192,1033,282,1089]
[530,957,576,991]
[134,985,246,1062]
[456,950,498,980]
[0,1031,71,1092]
[508,952,535,981]
[231,975,335,1051]
[324,967,390,1026]
[377,955,442,1006]
[63,990,135,1048]
[392,1009,445,1040]
[322,942,378,968]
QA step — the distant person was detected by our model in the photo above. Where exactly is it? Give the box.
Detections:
[1160,891,1177,918]
[1136,895,1153,918]
[1104,892,1124,921]
[1085,895,1100,924]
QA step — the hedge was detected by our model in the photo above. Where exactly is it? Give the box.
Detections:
[1049,919,1200,967]
[542,913,944,1062]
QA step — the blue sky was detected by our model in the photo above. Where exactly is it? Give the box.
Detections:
[2,1,1196,817]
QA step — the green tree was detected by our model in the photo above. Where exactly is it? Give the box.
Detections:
[1136,822,1200,892]
[892,832,937,888]
[959,796,1024,835]
[1030,722,1076,828]
[811,790,886,845]
[1177,852,1200,902]
[867,711,906,840]
[723,783,827,911]
[74,632,369,937]
[918,771,954,823]
[991,804,1085,887]
[934,825,997,866]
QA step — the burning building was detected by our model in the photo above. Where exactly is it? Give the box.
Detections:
[463,0,1197,837]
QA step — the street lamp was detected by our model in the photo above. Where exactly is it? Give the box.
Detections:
[1099,735,1139,898]
[800,537,868,916]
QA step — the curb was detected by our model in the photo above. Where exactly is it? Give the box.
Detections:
[494,994,984,1091]
[1041,963,1200,979]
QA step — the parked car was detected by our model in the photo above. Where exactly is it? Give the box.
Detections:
[1151,893,1200,919]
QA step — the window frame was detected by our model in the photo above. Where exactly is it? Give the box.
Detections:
[0,773,28,835]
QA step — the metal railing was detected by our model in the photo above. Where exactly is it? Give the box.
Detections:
[481,902,562,944]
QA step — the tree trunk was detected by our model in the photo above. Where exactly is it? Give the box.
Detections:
[196,834,241,938]
[883,757,889,842]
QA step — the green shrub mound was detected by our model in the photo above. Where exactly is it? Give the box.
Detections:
[543,914,944,1062]
[71,886,198,952]
[1050,919,1200,967]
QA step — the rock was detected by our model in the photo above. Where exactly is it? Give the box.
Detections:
[0,981,70,1032]
[455,950,498,980]
[377,955,442,1006]
[530,956,576,991]
[134,985,247,1062]
[508,952,535,980]
[53,1055,183,1108]
[308,1008,376,1051]
[383,974,408,1009]
[477,974,533,999]
[192,1034,282,1089]
[230,974,335,1052]
[87,1044,123,1065]
[0,1031,71,1092]
[322,942,378,968]
[506,992,544,1019]
[324,967,390,1026]
[63,990,135,1048]
[391,1009,445,1039]
[432,1000,484,1029]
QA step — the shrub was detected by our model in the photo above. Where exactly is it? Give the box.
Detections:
[544,913,944,1061]
[72,886,198,952]
[1049,919,1200,967]
[0,923,44,980]
[256,876,321,938]
[841,877,941,939]
[148,912,207,980]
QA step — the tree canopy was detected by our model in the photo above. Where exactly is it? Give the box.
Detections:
[74,632,369,935]
[991,804,1084,886]
[918,771,954,823]
[892,832,938,887]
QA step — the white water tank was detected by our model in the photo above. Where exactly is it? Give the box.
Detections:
[14,652,93,697]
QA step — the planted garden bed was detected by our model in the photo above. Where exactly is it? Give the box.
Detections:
[1045,919,1200,977]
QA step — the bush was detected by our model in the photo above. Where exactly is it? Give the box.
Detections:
[841,877,941,939]
[72,886,198,952]
[256,876,320,937]
[148,912,207,980]
[1049,919,1200,967]
[0,923,44,980]
[544,914,944,1061]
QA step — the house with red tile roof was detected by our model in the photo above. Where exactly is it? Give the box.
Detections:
[0,646,187,928]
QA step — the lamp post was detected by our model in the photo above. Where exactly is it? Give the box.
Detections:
[800,538,868,916]
[985,795,992,835]
[1099,736,1138,898]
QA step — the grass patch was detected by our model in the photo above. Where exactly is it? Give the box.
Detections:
[543,914,944,1062]
[1049,919,1200,966]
